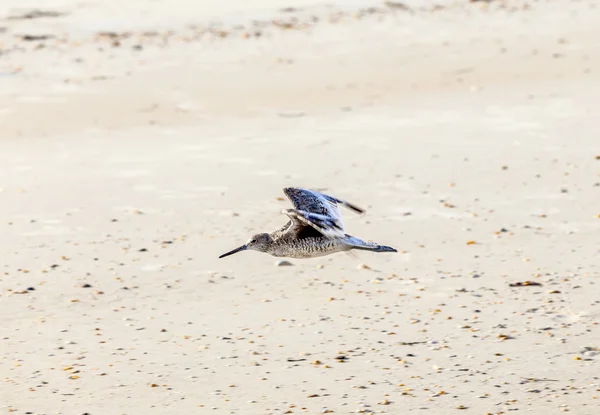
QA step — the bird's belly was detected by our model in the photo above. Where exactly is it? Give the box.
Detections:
[271,239,349,259]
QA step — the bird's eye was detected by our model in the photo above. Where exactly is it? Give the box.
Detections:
[250,239,256,244]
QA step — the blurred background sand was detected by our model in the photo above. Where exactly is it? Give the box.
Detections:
[1,0,599,414]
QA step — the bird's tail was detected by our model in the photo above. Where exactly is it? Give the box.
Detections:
[343,235,397,253]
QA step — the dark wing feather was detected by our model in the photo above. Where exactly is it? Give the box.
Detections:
[283,188,364,215]
[282,208,344,238]
[296,225,324,239]
[283,188,333,216]
[282,187,364,237]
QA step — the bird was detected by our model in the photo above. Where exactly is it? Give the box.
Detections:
[219,187,397,259]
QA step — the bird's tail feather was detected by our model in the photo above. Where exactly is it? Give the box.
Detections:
[343,235,397,253]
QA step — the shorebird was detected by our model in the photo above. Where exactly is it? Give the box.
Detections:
[219,187,397,259]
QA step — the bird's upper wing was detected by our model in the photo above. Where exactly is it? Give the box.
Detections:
[282,187,364,237]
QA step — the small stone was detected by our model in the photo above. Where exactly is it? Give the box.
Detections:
[276,260,293,266]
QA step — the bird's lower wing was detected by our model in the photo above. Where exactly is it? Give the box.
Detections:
[282,209,345,239]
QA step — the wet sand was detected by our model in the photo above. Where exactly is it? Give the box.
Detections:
[1,0,599,414]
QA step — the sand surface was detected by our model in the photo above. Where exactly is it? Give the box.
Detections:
[1,0,599,414]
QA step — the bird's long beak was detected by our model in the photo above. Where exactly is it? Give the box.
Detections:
[218,244,247,259]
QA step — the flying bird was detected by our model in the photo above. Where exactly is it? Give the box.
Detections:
[219,187,397,259]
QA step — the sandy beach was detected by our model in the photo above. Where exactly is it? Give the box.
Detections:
[1,0,599,414]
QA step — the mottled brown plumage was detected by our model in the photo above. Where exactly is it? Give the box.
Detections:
[219,187,397,259]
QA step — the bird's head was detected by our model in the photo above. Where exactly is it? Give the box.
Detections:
[219,233,272,258]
